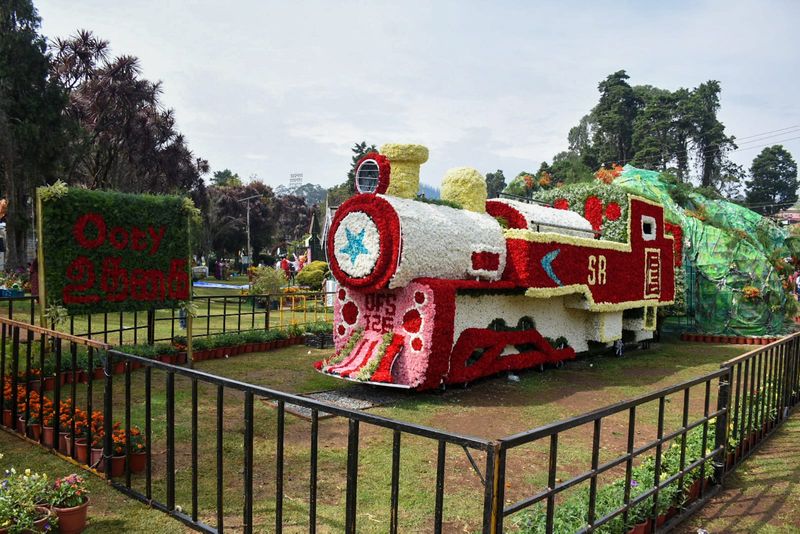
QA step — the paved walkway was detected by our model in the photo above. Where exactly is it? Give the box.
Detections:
[679,410,800,533]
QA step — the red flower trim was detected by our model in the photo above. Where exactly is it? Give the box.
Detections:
[584,196,603,231]
[485,200,528,229]
[664,222,683,267]
[355,152,391,194]
[605,202,621,221]
[327,195,401,291]
[446,327,576,384]
[553,198,569,210]
[370,334,405,383]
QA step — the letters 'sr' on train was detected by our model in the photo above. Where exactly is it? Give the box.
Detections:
[315,144,676,390]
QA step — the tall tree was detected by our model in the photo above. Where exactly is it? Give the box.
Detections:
[689,81,736,189]
[50,30,207,195]
[591,70,642,165]
[211,169,242,187]
[745,146,798,214]
[0,0,67,270]
[549,151,593,184]
[485,169,506,198]
[204,181,276,260]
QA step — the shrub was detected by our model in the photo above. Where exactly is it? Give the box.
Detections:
[297,261,329,290]
[250,266,286,296]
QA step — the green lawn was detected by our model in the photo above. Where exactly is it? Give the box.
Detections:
[0,429,191,533]
[4,336,754,533]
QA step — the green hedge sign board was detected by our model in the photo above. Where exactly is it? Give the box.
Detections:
[38,186,193,315]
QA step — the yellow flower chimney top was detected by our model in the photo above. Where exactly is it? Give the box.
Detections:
[441,167,487,213]
[380,143,429,199]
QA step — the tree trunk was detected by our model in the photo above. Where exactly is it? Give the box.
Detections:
[3,162,30,272]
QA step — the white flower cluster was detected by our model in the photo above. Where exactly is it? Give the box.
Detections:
[383,195,507,288]
[489,199,595,237]
[332,211,381,278]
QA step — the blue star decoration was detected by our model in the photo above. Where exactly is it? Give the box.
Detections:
[340,227,369,263]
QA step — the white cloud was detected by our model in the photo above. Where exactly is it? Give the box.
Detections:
[36,0,800,189]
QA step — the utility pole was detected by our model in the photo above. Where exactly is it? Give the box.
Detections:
[238,194,262,273]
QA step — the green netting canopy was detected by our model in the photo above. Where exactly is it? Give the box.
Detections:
[613,166,793,336]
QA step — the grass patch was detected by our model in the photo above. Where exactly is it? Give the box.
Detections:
[0,430,189,533]
[4,337,753,532]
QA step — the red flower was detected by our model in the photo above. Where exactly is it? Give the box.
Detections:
[584,196,603,231]
[553,199,569,210]
[605,202,621,221]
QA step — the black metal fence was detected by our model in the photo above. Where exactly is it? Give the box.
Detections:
[2,313,799,533]
[0,292,333,346]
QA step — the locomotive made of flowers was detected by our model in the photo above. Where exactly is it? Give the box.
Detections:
[315,144,676,390]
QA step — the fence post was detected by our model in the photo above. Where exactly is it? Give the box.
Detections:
[715,365,731,480]
[147,309,155,345]
[103,350,113,479]
[482,443,504,534]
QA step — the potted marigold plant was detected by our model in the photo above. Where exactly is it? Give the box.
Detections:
[50,474,89,534]
[127,426,147,473]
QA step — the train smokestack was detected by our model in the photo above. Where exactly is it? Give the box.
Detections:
[379,143,429,199]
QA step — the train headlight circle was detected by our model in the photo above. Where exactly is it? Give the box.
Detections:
[354,152,391,195]
[356,159,380,194]
[333,212,381,278]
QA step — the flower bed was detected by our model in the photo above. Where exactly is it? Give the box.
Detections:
[0,460,91,534]
[515,375,783,534]
[680,333,779,345]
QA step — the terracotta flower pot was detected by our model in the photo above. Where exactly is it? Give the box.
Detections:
[158,354,175,364]
[176,352,187,364]
[75,439,89,464]
[129,451,147,473]
[627,518,651,534]
[93,368,105,381]
[686,478,702,501]
[90,447,105,472]
[43,376,56,391]
[726,451,736,469]
[16,416,25,435]
[42,425,54,447]
[113,361,126,374]
[109,455,125,477]
[59,432,70,453]
[29,423,42,442]
[2,409,11,427]
[53,498,89,534]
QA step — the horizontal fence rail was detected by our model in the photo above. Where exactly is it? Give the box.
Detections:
[0,292,334,346]
[1,312,798,533]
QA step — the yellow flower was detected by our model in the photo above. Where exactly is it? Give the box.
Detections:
[24,468,31,476]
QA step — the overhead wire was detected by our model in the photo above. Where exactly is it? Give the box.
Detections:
[595,132,800,170]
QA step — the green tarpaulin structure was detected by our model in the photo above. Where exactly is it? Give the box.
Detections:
[614,166,793,336]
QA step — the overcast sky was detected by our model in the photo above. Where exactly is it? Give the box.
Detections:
[37,0,800,190]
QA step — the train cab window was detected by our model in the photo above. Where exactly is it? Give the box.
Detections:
[641,215,657,241]
[355,159,380,194]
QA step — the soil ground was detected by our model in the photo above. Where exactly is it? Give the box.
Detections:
[679,410,800,534]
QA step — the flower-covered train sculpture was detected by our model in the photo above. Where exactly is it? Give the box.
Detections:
[315,144,676,390]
